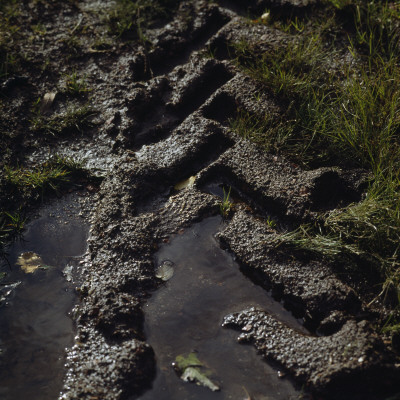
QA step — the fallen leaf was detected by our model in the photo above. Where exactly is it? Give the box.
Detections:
[16,252,51,273]
[40,92,57,114]
[173,352,220,392]
[261,12,270,22]
[174,352,203,371]
[155,260,174,281]
[181,367,220,391]
[174,176,196,191]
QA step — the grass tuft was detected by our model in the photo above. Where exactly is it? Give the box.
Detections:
[30,102,96,136]
[0,155,89,261]
[229,0,400,310]
[63,71,90,95]
[106,0,181,39]
[4,155,86,192]
[220,186,232,217]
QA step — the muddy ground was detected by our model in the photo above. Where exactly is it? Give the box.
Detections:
[1,0,400,399]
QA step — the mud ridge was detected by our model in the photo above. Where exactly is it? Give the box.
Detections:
[59,1,399,398]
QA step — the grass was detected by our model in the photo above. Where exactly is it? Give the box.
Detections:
[0,0,21,78]
[62,71,90,95]
[266,217,276,229]
[0,155,90,261]
[4,155,88,195]
[106,0,181,39]
[0,209,25,266]
[6,162,70,192]
[30,101,96,136]
[220,186,232,217]
[228,0,400,312]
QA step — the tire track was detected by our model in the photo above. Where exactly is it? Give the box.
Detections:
[60,1,400,399]
[119,57,234,149]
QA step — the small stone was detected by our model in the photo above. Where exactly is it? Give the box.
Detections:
[242,324,252,332]
[155,260,175,281]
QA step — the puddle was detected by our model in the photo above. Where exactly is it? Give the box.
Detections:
[138,216,306,400]
[0,193,90,400]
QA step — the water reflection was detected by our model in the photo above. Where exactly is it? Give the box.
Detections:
[139,216,305,400]
[0,194,89,400]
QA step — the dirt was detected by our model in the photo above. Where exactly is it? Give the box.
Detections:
[1,0,400,399]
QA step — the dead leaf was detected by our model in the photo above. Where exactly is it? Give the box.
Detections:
[174,176,196,191]
[16,252,51,273]
[40,92,57,114]
[155,260,174,281]
[261,12,270,22]
[181,367,219,391]
[173,352,220,392]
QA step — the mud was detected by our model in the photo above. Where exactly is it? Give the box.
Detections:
[1,0,399,399]
[223,309,398,400]
[217,209,361,330]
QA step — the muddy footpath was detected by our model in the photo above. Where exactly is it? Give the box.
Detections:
[0,0,400,399]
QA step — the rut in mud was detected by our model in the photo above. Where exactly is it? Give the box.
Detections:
[139,216,307,400]
[1,0,400,399]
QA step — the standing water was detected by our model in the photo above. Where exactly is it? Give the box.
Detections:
[139,216,307,400]
[0,194,90,400]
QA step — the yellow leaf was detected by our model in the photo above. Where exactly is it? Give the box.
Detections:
[16,252,45,274]
[174,176,196,191]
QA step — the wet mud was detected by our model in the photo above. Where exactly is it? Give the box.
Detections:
[1,0,400,399]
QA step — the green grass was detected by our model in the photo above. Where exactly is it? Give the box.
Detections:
[5,162,69,191]
[229,0,400,312]
[0,155,89,260]
[220,186,232,217]
[62,71,90,95]
[0,0,21,78]
[4,155,88,194]
[230,33,341,166]
[0,209,25,265]
[106,0,181,39]
[30,102,96,136]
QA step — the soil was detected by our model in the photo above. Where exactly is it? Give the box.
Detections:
[1,0,400,399]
